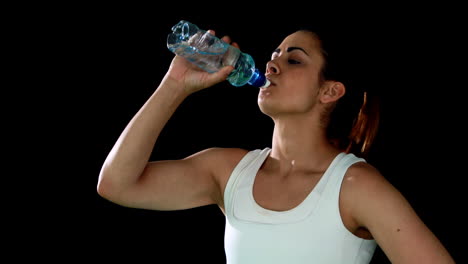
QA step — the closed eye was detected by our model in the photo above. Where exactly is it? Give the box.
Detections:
[288,59,301,64]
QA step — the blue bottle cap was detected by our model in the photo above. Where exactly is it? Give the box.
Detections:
[248,68,270,88]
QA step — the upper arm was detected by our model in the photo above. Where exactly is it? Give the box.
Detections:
[344,163,454,263]
[102,147,246,211]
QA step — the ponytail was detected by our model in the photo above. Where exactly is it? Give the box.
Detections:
[345,92,380,158]
[311,27,380,157]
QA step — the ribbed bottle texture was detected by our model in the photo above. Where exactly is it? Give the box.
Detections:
[167,20,269,88]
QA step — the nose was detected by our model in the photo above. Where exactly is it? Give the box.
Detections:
[266,60,280,75]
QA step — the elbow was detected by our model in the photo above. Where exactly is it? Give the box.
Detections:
[97,161,121,200]
[97,163,142,205]
[97,169,135,206]
[96,174,111,200]
[96,170,120,201]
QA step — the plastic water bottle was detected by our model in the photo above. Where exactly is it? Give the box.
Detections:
[167,20,270,88]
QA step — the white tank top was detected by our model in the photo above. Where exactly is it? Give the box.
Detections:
[224,147,377,264]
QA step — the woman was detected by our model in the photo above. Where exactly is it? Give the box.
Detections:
[97,27,454,263]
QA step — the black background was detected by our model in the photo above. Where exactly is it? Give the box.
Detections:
[25,3,465,263]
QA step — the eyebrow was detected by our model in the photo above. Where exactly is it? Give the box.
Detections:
[273,46,309,56]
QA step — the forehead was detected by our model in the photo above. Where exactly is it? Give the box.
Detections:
[278,31,321,52]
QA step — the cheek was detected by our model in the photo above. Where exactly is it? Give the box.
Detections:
[287,75,318,99]
[272,88,316,113]
[291,70,318,86]
[296,70,319,93]
[291,91,316,111]
[290,82,320,111]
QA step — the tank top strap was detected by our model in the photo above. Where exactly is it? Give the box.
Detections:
[322,152,366,200]
[224,148,271,215]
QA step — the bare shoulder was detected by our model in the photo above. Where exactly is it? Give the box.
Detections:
[339,161,391,228]
[207,147,250,177]
[196,147,250,158]
[341,161,397,210]
[342,160,455,263]
[189,147,250,183]
[189,147,249,169]
[192,147,250,208]
[343,161,388,189]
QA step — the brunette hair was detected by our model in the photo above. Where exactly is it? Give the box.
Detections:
[298,29,380,158]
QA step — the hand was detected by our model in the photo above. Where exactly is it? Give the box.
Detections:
[164,30,240,95]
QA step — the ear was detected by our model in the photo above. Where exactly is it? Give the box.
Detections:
[320,81,345,103]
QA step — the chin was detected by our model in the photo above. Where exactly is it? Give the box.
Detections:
[258,100,279,117]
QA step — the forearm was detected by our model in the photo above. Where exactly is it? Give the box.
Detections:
[98,76,188,191]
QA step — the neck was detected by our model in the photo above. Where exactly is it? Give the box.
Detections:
[268,114,340,175]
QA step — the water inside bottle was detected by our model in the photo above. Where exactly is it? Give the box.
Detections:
[167,20,267,88]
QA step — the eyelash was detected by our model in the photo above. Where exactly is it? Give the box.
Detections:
[270,55,301,65]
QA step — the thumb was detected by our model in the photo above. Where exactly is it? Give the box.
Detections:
[204,65,234,87]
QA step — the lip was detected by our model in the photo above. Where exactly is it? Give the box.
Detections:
[260,85,272,92]
[259,88,271,97]
[266,77,276,86]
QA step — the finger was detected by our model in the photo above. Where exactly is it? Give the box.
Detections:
[231,42,240,49]
[221,35,231,44]
[204,65,234,87]
[207,29,216,36]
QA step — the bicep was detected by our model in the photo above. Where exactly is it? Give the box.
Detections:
[115,149,221,211]
[350,167,454,263]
